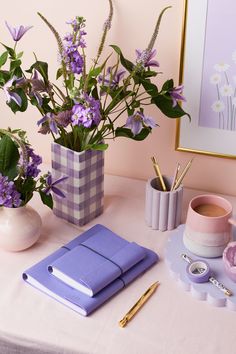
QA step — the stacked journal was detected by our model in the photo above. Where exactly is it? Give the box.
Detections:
[23,224,158,316]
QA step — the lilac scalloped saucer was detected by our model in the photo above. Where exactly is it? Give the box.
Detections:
[165,224,236,310]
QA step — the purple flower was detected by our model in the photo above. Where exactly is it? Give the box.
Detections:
[125,111,156,136]
[3,76,22,107]
[169,85,186,107]
[98,67,126,94]
[136,49,159,68]
[43,173,68,198]
[62,18,86,75]
[72,94,101,128]
[5,21,32,42]
[0,174,21,208]
[37,113,58,135]
[55,110,72,128]
[29,70,47,106]
[19,146,42,178]
[38,125,51,135]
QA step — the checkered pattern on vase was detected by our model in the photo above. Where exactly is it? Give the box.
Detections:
[51,142,104,226]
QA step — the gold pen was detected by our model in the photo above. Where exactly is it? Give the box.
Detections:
[174,158,193,190]
[151,157,167,191]
[119,281,160,328]
[170,163,180,191]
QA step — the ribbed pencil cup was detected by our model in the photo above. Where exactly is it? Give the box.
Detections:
[145,176,183,231]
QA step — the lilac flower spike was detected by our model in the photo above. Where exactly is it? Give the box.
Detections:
[43,173,68,198]
[125,111,156,136]
[169,85,186,107]
[5,21,33,42]
[0,174,21,207]
[3,76,22,106]
[136,49,159,68]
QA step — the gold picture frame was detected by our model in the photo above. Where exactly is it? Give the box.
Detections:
[176,0,236,159]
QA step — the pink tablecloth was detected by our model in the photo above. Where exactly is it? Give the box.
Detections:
[0,174,235,354]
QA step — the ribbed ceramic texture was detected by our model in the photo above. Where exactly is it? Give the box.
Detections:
[145,176,183,231]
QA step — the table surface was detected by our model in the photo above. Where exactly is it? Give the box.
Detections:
[0,174,236,354]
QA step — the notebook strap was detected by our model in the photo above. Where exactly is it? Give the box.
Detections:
[79,243,124,275]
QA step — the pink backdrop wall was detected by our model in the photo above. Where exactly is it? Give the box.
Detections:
[0,0,235,196]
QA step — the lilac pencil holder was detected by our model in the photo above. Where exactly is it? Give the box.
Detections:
[145,176,183,231]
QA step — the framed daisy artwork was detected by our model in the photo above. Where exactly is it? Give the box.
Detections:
[176,0,236,158]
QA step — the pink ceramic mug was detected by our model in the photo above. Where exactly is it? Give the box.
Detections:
[183,195,235,258]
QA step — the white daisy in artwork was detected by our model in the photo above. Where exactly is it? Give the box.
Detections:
[220,84,234,96]
[214,62,230,72]
[210,73,221,85]
[211,100,225,112]
[232,50,236,63]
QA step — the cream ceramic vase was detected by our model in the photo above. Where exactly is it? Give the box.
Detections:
[0,205,42,251]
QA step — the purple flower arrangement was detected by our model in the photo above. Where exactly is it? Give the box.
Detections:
[0,2,189,152]
[0,129,67,208]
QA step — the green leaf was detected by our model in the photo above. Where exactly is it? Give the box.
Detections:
[16,177,36,205]
[162,79,174,91]
[110,45,134,72]
[0,52,8,67]
[85,143,108,151]
[138,77,159,96]
[7,88,28,113]
[0,70,10,85]
[1,43,15,58]
[91,86,99,100]
[26,61,49,82]
[10,59,22,72]
[0,135,19,179]
[88,67,102,78]
[115,127,151,141]
[151,95,190,119]
[56,67,63,80]
[39,191,53,209]
[143,70,158,78]
[17,51,24,59]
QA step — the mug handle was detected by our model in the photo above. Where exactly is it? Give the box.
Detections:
[228,218,236,227]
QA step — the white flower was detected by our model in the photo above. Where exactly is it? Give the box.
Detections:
[220,84,233,96]
[232,97,236,106]
[210,73,221,85]
[214,63,230,72]
[211,100,225,112]
[232,50,236,63]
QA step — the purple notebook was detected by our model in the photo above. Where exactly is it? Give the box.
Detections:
[22,225,158,316]
[48,224,146,296]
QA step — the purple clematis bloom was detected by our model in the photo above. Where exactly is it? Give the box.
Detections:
[5,21,32,42]
[37,113,58,135]
[169,85,186,107]
[98,67,126,94]
[43,173,68,198]
[3,76,22,107]
[125,111,156,136]
[136,49,159,68]
[28,70,47,107]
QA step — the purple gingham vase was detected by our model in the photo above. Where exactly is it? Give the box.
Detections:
[51,142,104,226]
